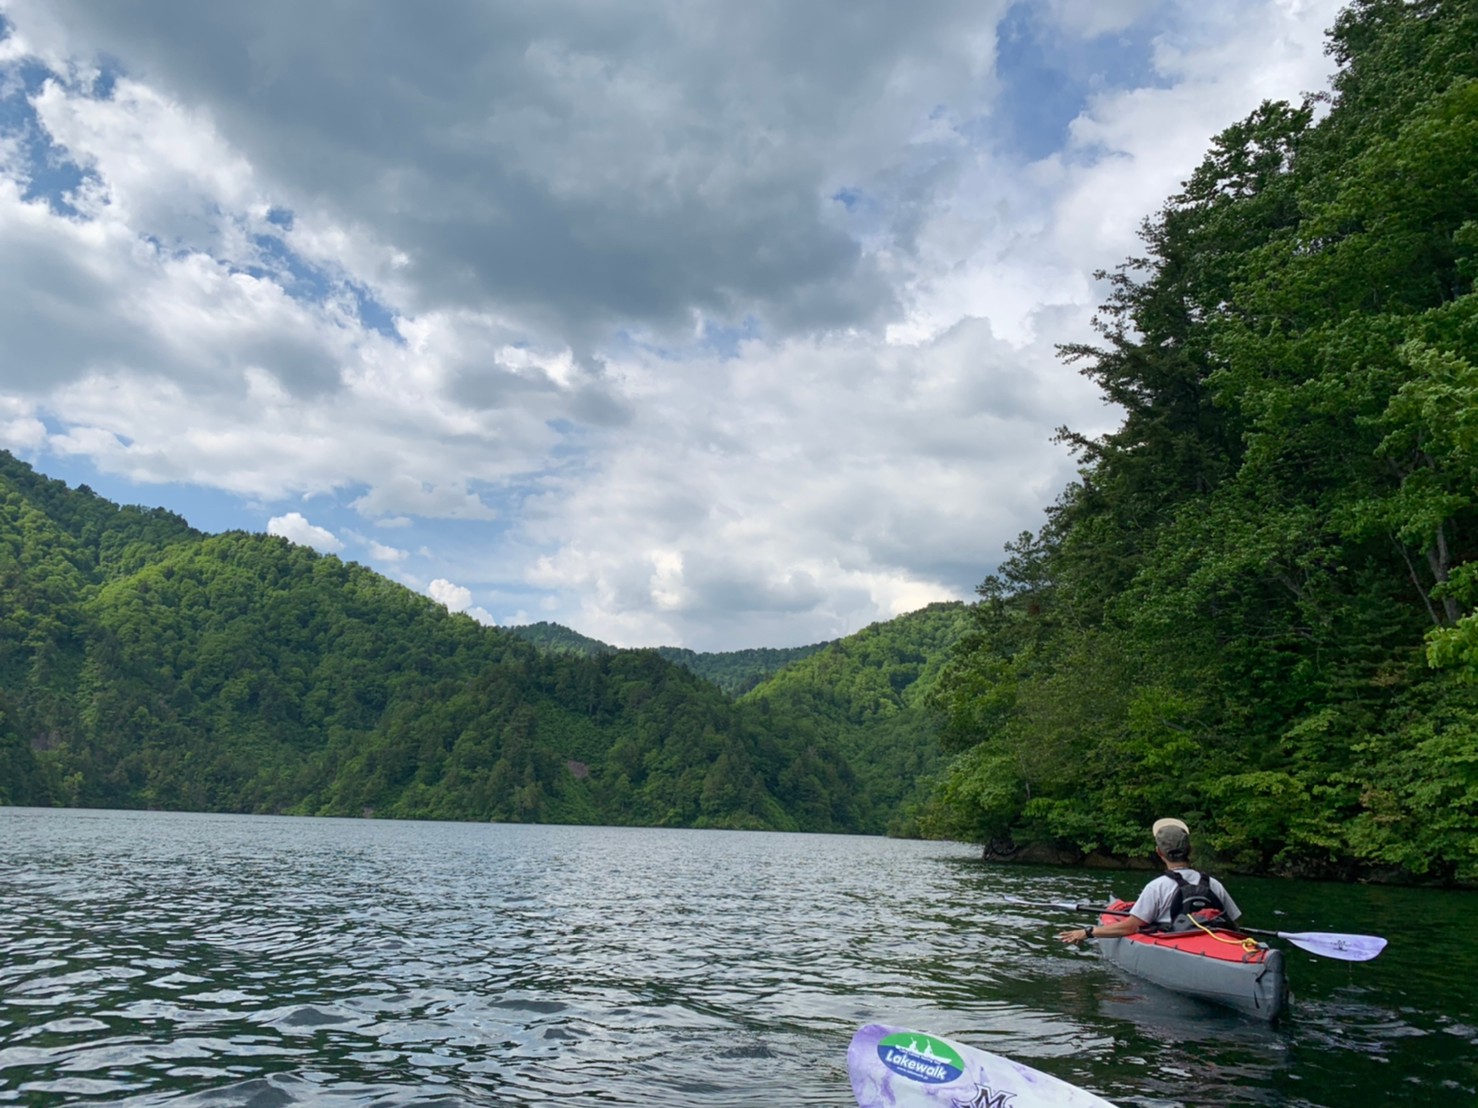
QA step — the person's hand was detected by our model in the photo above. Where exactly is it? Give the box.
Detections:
[1057,928,1091,944]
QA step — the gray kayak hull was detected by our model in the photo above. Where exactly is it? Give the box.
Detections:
[1097,933,1288,1021]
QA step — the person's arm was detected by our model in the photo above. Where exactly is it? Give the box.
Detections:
[1057,914,1148,944]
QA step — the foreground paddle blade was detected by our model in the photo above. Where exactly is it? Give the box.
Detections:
[1277,930,1387,962]
[849,1024,1118,1108]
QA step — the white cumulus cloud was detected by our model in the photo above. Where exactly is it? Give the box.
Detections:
[428,577,473,613]
[0,0,1350,649]
[267,512,343,554]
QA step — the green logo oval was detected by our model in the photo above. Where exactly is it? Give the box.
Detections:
[877,1031,965,1085]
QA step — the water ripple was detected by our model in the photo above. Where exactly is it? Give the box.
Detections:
[3,809,1477,1106]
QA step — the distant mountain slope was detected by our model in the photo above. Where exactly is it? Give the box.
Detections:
[1,457,202,804]
[0,451,873,832]
[505,622,833,696]
[655,642,835,696]
[742,602,972,834]
[505,621,615,657]
[507,606,971,834]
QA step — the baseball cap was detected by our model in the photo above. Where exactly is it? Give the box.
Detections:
[1152,817,1191,856]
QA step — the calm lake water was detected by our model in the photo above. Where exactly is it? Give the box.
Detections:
[1,808,1475,1106]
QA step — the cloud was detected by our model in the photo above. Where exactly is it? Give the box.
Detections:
[508,316,1092,647]
[365,539,407,563]
[267,511,342,553]
[1045,2,1341,263]
[350,474,498,523]
[342,528,408,564]
[1044,0,1160,38]
[426,577,494,625]
[427,577,471,611]
[6,0,1023,345]
[0,0,1350,649]
[0,406,45,450]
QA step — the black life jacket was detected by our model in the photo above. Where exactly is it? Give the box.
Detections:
[1164,869,1226,930]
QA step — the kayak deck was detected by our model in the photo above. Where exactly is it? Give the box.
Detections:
[1096,899,1288,1021]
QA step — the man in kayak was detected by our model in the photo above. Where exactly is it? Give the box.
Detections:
[1055,817,1242,944]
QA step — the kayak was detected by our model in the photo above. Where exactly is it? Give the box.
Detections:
[1095,899,1288,1021]
[848,1024,1118,1108]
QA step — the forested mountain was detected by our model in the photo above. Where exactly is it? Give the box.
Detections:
[508,621,833,695]
[503,622,616,658]
[930,0,1478,883]
[0,452,880,831]
[655,642,836,696]
[742,602,971,835]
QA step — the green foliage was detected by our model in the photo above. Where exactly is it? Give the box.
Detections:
[504,621,617,657]
[656,642,835,696]
[1339,682,1478,883]
[0,701,53,805]
[744,602,971,835]
[931,0,1478,882]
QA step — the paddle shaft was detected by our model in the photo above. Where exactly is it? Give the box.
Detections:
[1063,903,1296,939]
[1009,898,1387,961]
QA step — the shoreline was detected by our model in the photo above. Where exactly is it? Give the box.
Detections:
[976,839,1476,889]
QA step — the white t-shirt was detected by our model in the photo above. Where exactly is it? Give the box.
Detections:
[1129,868,1241,926]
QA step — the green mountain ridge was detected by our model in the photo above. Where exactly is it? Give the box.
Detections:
[0,451,959,837]
[505,621,836,696]
[742,601,972,835]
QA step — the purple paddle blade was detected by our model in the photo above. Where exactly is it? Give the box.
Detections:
[1277,931,1388,962]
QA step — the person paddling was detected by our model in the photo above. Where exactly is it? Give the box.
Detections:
[1056,817,1242,945]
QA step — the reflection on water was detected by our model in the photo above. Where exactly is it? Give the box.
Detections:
[1,808,1475,1106]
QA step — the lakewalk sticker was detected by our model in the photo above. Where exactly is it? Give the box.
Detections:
[877,1031,966,1085]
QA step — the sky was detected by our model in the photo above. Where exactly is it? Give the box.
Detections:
[0,0,1348,651]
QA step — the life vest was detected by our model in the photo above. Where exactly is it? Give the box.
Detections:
[1163,869,1226,931]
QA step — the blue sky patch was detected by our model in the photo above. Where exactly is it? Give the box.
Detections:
[15,445,259,538]
[90,60,119,100]
[701,315,762,361]
[0,57,98,217]
[241,231,401,340]
[350,282,401,341]
[248,232,332,297]
[993,2,1169,161]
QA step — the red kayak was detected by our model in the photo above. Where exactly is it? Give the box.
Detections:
[1094,899,1288,1021]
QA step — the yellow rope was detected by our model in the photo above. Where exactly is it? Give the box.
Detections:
[1189,913,1261,954]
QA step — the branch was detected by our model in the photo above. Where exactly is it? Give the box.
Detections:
[1394,533,1443,627]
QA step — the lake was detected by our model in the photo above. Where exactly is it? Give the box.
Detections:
[1,808,1475,1106]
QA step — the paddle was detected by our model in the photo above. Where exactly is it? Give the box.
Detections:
[1005,898,1388,962]
[849,1023,1119,1108]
